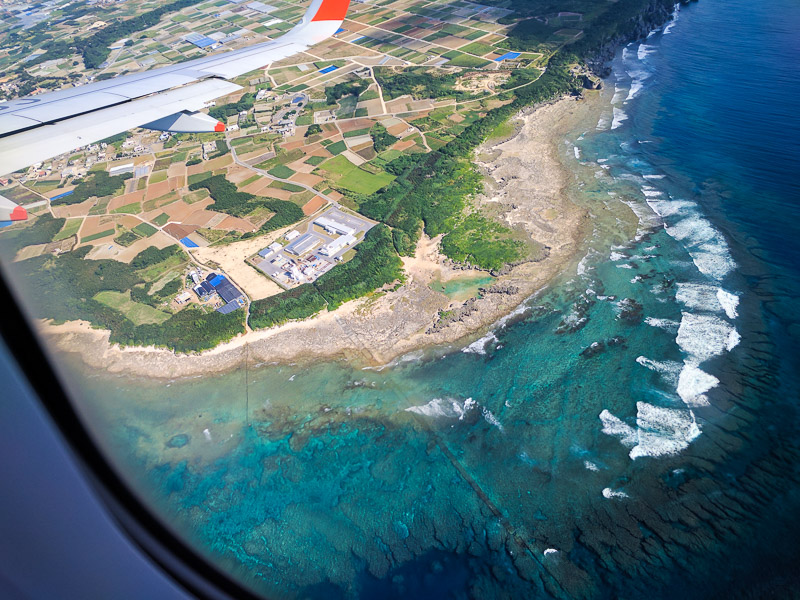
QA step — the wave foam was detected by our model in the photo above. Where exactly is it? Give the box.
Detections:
[482,407,504,432]
[629,402,701,459]
[603,487,630,499]
[636,356,682,386]
[675,282,740,319]
[406,397,475,419]
[645,317,680,333]
[717,288,740,319]
[677,362,717,407]
[599,410,637,447]
[676,312,740,362]
[612,107,628,129]
[462,332,498,355]
[601,402,701,459]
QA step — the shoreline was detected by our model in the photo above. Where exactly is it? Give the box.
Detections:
[41,93,605,379]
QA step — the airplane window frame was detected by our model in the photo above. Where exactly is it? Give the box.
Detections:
[0,267,266,600]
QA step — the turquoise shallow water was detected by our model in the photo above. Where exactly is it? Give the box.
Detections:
[60,1,800,597]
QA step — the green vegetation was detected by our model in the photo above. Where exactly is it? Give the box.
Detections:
[133,222,158,237]
[359,90,380,101]
[326,140,347,155]
[53,219,81,242]
[447,54,491,68]
[95,290,170,325]
[344,128,372,139]
[114,230,141,247]
[441,214,521,270]
[270,181,304,193]
[249,225,402,328]
[248,284,327,329]
[305,155,327,166]
[460,41,496,56]
[210,140,230,158]
[149,170,168,184]
[130,245,183,270]
[255,148,304,171]
[320,155,356,177]
[110,202,141,215]
[153,213,170,226]
[338,169,395,196]
[325,80,369,105]
[267,164,296,179]
[374,68,471,101]
[51,171,132,206]
[370,123,398,153]
[81,229,116,243]
[189,175,303,232]
[208,93,256,121]
[305,124,322,137]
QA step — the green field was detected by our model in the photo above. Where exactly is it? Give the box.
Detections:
[359,90,380,101]
[448,54,491,68]
[153,213,170,226]
[267,165,296,179]
[269,181,304,193]
[488,119,517,141]
[321,155,395,195]
[188,173,211,186]
[137,253,187,282]
[338,169,395,195]
[110,202,141,214]
[305,155,327,166]
[115,230,141,247]
[53,219,81,241]
[344,128,372,138]
[149,170,168,184]
[94,290,171,325]
[326,140,347,155]
[461,41,495,56]
[133,222,158,237]
[81,228,116,243]
[319,155,356,177]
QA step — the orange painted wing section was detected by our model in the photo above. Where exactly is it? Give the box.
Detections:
[311,0,351,21]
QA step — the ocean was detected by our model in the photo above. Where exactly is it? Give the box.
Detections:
[62,1,800,597]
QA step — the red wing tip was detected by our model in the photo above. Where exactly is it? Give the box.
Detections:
[10,206,27,221]
[214,122,226,132]
[311,0,350,21]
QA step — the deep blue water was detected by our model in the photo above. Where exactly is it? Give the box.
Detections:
[60,1,800,598]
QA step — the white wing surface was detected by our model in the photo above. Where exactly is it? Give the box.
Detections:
[0,0,350,177]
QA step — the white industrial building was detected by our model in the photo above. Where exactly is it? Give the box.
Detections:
[315,216,355,236]
[286,233,321,256]
[285,230,300,241]
[320,233,356,256]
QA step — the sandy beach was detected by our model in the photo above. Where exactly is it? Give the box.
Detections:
[42,94,602,378]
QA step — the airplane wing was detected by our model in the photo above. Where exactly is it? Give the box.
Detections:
[0,0,350,188]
